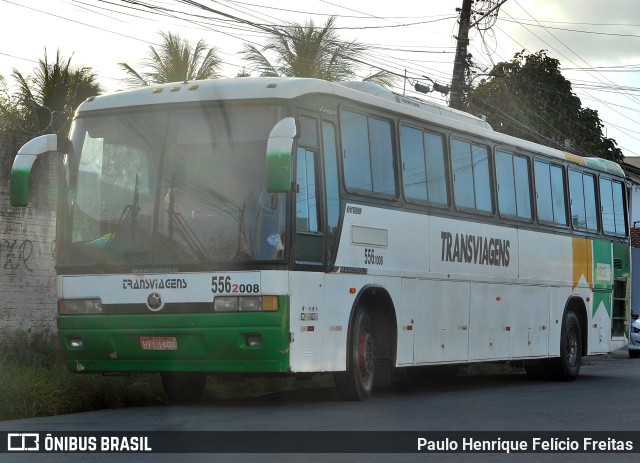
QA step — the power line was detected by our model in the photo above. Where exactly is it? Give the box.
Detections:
[466,13,638,156]
[499,2,640,153]
[510,1,640,109]
[3,0,636,157]
[0,0,162,46]
[499,16,640,38]
[0,52,38,64]
[223,0,456,20]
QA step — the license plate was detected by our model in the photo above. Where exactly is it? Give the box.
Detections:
[140,336,178,351]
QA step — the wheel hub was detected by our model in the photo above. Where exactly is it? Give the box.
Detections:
[566,329,578,365]
[358,331,374,378]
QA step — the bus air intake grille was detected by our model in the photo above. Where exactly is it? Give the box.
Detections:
[102,303,214,314]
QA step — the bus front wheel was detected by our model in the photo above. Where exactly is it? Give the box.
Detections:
[334,309,375,401]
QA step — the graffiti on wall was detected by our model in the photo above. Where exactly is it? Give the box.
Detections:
[1,239,34,271]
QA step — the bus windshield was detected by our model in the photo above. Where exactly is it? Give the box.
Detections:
[61,103,288,268]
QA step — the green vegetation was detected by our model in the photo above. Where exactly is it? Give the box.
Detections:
[0,330,332,420]
[119,31,222,88]
[240,15,395,87]
[0,330,163,420]
[0,49,101,137]
[467,50,623,162]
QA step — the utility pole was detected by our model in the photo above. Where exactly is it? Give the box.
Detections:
[450,0,473,110]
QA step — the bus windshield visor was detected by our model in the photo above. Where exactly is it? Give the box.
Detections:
[61,104,288,267]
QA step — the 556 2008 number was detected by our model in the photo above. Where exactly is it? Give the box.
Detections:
[211,276,260,294]
[364,248,383,265]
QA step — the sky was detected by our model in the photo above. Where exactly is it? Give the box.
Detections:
[1,0,640,156]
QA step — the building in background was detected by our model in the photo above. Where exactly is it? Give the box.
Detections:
[0,133,58,334]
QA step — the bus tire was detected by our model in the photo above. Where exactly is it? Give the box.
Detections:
[334,309,375,401]
[161,372,207,404]
[548,311,582,381]
[630,350,640,359]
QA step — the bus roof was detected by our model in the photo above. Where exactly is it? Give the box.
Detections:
[77,77,624,177]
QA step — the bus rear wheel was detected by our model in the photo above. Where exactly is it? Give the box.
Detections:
[161,372,207,404]
[547,311,582,381]
[334,309,375,401]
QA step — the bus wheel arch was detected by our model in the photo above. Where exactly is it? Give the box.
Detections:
[334,285,398,400]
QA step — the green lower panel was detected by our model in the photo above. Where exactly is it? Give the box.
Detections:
[57,307,290,374]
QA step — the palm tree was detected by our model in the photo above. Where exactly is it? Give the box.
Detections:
[241,16,395,87]
[0,49,102,136]
[119,31,222,87]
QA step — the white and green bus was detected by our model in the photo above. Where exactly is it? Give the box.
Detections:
[10,77,630,402]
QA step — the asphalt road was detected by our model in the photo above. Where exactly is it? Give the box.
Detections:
[2,350,640,463]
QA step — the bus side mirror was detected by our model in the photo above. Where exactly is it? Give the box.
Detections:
[266,117,297,193]
[10,134,68,207]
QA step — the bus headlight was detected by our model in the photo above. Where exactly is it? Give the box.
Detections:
[214,297,238,312]
[59,299,103,315]
[239,296,261,311]
[213,296,278,312]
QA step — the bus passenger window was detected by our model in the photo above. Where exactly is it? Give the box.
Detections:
[534,160,567,226]
[341,109,395,195]
[473,145,491,212]
[322,122,340,244]
[496,151,531,220]
[299,116,318,147]
[296,148,319,233]
[550,165,566,225]
[400,125,447,205]
[425,132,448,205]
[451,139,491,212]
[569,170,598,231]
[400,125,428,201]
[600,178,627,235]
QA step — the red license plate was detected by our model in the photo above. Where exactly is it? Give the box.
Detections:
[140,336,178,351]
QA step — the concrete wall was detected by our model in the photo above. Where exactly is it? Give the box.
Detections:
[0,132,58,333]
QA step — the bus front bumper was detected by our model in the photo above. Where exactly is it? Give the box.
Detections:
[57,310,290,374]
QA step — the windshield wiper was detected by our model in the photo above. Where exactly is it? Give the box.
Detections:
[105,174,142,251]
[166,176,210,264]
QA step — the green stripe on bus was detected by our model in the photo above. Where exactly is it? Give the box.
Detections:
[10,166,31,207]
[58,298,291,374]
[592,240,612,317]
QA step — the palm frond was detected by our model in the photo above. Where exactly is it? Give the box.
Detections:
[240,44,280,77]
[2,48,100,136]
[119,31,222,87]
[119,63,150,88]
[362,70,397,88]
[240,15,382,83]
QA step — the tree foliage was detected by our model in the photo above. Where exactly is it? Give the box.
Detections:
[240,16,395,87]
[119,31,222,87]
[0,49,102,137]
[467,50,623,162]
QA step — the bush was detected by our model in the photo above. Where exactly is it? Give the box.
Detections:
[0,330,333,419]
[0,330,162,420]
